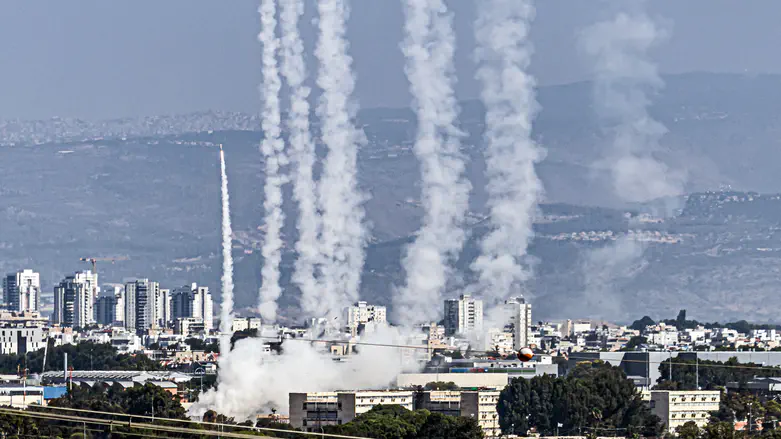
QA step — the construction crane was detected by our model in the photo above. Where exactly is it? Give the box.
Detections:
[79,256,128,275]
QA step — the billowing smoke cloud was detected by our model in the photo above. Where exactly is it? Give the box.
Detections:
[395,0,471,326]
[192,325,415,420]
[280,0,321,317]
[580,5,685,204]
[577,4,681,320]
[314,0,367,319]
[472,0,544,308]
[257,0,288,323]
[578,236,647,318]
[219,148,235,353]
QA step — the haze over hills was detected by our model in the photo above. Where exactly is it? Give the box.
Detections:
[3,72,781,322]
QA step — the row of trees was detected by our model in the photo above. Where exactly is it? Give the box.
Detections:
[497,361,663,437]
[656,357,781,390]
[323,405,484,439]
[0,382,293,438]
[0,341,160,375]
[630,310,781,333]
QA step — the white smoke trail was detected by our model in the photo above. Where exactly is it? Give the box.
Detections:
[395,0,471,326]
[314,0,366,319]
[280,0,321,317]
[471,0,543,307]
[257,0,288,323]
[580,5,684,205]
[219,147,235,353]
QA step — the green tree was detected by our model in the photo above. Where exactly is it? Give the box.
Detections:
[324,405,482,439]
[675,421,700,439]
[622,336,648,351]
[424,381,460,391]
[498,362,662,437]
[658,357,781,390]
[701,421,741,439]
[629,316,655,331]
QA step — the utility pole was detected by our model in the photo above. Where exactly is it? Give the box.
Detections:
[696,355,699,389]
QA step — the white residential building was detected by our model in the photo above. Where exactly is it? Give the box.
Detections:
[345,302,387,331]
[290,389,501,438]
[650,390,721,433]
[444,295,483,336]
[231,317,262,332]
[505,296,532,349]
[3,270,40,312]
[124,279,159,333]
[485,328,515,356]
[0,327,46,355]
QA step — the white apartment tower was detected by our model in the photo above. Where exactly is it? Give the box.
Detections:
[194,285,213,331]
[444,295,484,336]
[345,301,387,330]
[124,279,159,333]
[505,297,533,350]
[3,269,41,312]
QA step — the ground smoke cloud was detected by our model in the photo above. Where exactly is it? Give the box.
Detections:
[193,326,415,420]
[578,237,647,318]
[580,5,685,204]
[257,0,288,323]
[280,0,321,318]
[218,148,235,353]
[472,0,543,309]
[395,0,470,327]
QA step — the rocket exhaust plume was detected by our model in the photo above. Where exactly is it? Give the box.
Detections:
[280,0,321,316]
[471,0,544,306]
[314,0,366,319]
[257,0,288,323]
[580,3,684,206]
[219,146,235,353]
[395,0,471,326]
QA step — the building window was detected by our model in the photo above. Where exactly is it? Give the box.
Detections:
[303,403,307,410]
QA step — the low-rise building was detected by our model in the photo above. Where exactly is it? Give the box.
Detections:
[0,326,46,355]
[461,390,501,438]
[231,317,261,332]
[650,390,721,433]
[290,389,501,438]
[0,384,45,408]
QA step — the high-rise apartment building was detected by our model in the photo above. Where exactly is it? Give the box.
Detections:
[52,271,98,328]
[170,283,213,332]
[124,279,160,333]
[95,295,117,326]
[444,295,483,336]
[505,297,532,350]
[3,269,41,312]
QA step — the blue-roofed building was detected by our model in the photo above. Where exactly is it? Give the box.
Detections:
[43,386,68,400]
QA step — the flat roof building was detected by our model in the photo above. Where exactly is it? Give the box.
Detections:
[650,390,721,433]
[290,389,501,438]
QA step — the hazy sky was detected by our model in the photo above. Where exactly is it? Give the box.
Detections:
[0,0,779,120]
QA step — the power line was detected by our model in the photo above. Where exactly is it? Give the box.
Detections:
[32,405,372,439]
[0,407,279,439]
[244,333,781,373]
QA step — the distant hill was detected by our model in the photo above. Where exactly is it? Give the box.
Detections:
[4,72,781,322]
